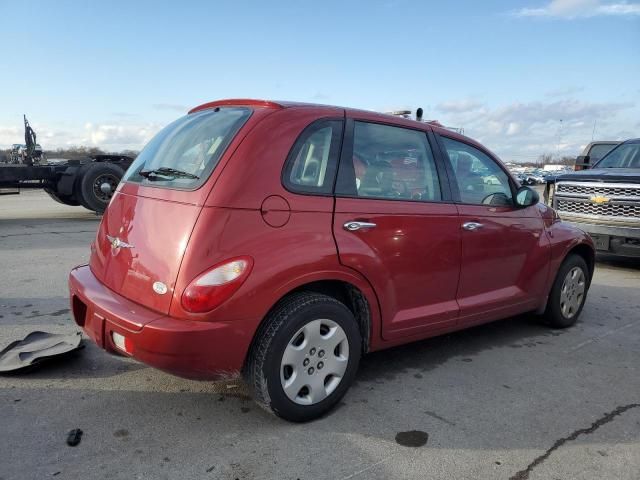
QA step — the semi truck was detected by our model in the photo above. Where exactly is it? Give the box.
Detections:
[0,116,133,213]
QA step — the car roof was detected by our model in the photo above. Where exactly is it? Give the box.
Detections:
[587,141,622,145]
[189,98,484,150]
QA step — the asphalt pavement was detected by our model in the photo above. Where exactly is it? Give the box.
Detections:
[1,190,639,480]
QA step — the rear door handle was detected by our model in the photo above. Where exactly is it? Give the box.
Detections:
[462,222,483,231]
[344,221,377,231]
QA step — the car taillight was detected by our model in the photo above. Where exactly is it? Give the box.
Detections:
[181,257,253,313]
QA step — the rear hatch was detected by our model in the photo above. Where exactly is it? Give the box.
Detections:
[89,106,255,316]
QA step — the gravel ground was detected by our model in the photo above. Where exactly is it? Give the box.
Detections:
[1,190,639,480]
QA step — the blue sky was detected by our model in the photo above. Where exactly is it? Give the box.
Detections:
[0,0,638,161]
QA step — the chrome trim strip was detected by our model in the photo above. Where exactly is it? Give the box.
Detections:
[556,181,640,190]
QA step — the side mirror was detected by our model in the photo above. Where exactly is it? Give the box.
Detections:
[515,186,539,208]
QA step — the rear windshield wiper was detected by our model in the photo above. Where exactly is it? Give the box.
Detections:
[139,167,199,180]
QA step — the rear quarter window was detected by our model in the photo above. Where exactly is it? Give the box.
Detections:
[124,107,251,190]
[282,119,343,195]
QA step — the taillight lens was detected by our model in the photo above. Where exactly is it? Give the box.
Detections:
[181,257,253,313]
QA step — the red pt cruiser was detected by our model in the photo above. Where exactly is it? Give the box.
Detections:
[69,99,595,421]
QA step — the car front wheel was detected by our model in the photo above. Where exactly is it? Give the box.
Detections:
[543,254,590,328]
[245,293,361,422]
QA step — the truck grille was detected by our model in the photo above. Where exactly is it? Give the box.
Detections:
[556,183,640,198]
[554,181,640,223]
[556,199,640,217]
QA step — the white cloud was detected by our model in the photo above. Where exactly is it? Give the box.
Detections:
[84,123,161,149]
[152,103,189,112]
[545,86,585,97]
[513,0,640,18]
[435,99,484,114]
[506,122,521,135]
[3,98,636,161]
[0,122,163,151]
[0,126,21,147]
[433,98,636,161]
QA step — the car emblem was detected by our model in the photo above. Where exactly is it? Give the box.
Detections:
[106,235,133,250]
[590,195,610,205]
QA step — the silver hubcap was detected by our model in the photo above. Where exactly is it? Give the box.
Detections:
[560,266,586,319]
[280,319,349,405]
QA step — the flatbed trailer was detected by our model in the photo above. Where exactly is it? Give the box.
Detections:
[1,115,134,213]
[0,155,133,213]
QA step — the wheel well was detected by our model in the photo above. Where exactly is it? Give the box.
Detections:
[260,280,372,355]
[292,281,371,353]
[567,243,595,284]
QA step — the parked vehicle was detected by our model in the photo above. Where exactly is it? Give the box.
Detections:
[516,173,537,186]
[574,141,621,171]
[0,116,133,212]
[531,174,545,184]
[5,143,45,165]
[69,99,595,421]
[548,138,640,257]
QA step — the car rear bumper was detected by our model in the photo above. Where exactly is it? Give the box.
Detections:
[68,265,250,380]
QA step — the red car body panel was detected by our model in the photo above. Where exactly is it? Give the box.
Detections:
[69,99,595,380]
[333,198,461,340]
[455,203,549,324]
[69,266,249,379]
[90,191,201,315]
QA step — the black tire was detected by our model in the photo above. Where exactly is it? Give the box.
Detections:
[76,162,124,213]
[44,189,80,206]
[245,293,362,422]
[543,254,590,328]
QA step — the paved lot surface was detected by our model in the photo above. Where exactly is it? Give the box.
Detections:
[1,190,639,480]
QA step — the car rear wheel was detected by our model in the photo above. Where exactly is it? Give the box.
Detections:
[543,254,589,328]
[245,292,361,422]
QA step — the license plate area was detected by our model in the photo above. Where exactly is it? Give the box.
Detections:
[591,234,610,251]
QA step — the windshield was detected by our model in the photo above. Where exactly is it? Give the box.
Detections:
[594,143,640,169]
[124,107,251,189]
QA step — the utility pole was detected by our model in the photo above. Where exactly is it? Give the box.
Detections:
[556,119,564,161]
[591,119,597,141]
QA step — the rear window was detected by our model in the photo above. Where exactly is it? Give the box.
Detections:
[588,143,618,161]
[123,107,251,189]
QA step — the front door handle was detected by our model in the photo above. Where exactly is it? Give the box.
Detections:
[344,221,377,231]
[462,222,483,231]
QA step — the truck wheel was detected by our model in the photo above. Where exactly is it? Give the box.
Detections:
[44,189,80,206]
[543,254,590,328]
[245,293,361,422]
[76,163,124,213]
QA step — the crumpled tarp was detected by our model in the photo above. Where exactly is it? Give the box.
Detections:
[0,331,83,373]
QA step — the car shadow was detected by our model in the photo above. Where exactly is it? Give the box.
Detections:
[355,313,554,384]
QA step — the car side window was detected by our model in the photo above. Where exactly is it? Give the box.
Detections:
[441,137,513,206]
[338,121,441,202]
[283,120,343,195]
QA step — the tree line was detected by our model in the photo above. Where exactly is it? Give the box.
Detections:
[0,146,138,162]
